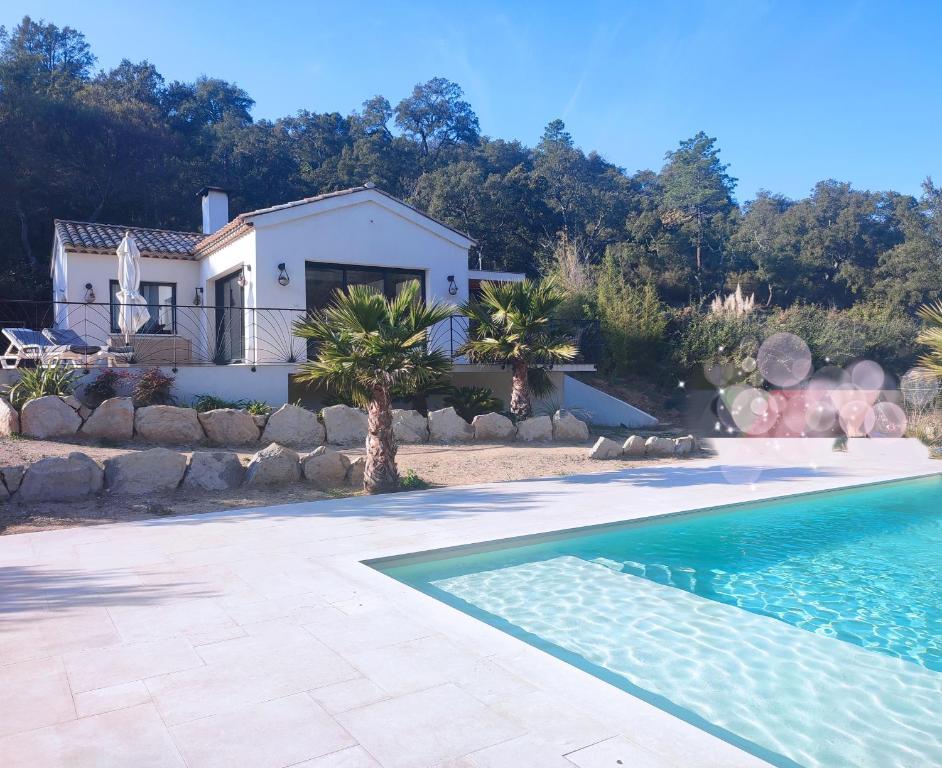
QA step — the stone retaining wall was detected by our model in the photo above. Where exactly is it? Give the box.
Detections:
[0,444,363,503]
[588,434,696,460]
[0,397,592,449]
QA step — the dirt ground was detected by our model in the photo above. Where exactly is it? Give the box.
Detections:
[0,434,670,535]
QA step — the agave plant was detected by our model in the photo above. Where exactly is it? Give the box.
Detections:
[459,279,577,419]
[917,301,942,378]
[294,281,454,493]
[5,361,78,410]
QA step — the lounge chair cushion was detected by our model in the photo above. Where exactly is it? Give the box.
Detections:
[42,327,101,355]
[3,327,48,352]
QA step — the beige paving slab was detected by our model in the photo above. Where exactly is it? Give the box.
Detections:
[169,692,355,768]
[451,735,574,767]
[0,702,184,768]
[490,691,615,754]
[0,656,75,738]
[293,746,383,767]
[565,735,675,767]
[73,680,152,718]
[307,677,391,715]
[302,606,436,654]
[106,598,239,643]
[337,683,522,768]
[64,636,204,693]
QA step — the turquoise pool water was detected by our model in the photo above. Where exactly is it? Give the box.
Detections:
[378,475,942,768]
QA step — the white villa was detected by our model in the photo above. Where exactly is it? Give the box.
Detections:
[48,185,652,425]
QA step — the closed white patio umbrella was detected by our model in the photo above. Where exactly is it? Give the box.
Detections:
[115,231,150,344]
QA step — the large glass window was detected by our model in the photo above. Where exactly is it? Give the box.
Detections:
[305,262,425,311]
[109,281,176,334]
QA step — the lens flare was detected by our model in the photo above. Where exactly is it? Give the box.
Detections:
[757,333,813,387]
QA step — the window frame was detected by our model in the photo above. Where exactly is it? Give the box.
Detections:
[109,280,177,335]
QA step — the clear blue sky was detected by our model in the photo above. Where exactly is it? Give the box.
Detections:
[5,1,940,201]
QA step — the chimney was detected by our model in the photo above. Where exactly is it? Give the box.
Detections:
[198,186,229,234]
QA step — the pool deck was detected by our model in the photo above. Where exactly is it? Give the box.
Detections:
[0,438,937,768]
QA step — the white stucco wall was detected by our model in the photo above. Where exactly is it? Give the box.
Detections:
[58,250,200,349]
[248,193,472,360]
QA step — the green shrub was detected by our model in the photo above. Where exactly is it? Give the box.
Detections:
[671,308,763,375]
[244,399,272,416]
[444,386,503,421]
[192,393,244,412]
[596,251,668,375]
[5,364,78,410]
[399,469,429,491]
[133,369,176,407]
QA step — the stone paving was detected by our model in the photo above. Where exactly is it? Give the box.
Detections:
[0,438,935,767]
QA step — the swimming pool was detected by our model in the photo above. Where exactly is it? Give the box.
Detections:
[376,475,942,768]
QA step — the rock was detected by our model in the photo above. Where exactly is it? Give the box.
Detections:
[301,446,351,489]
[104,448,187,494]
[428,407,474,443]
[244,443,300,486]
[62,394,93,421]
[261,404,325,448]
[198,409,260,445]
[17,452,103,501]
[252,414,269,429]
[674,435,696,456]
[552,410,590,442]
[322,404,368,446]
[516,415,553,442]
[183,451,245,491]
[622,435,646,457]
[1,465,25,493]
[645,436,676,458]
[134,405,205,444]
[392,409,428,444]
[20,396,82,439]
[345,456,365,488]
[0,397,19,436]
[589,437,623,460]
[472,412,516,441]
[80,397,134,441]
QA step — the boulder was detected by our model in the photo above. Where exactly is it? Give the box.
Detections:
[80,397,134,441]
[516,415,553,442]
[244,443,300,486]
[471,412,516,441]
[183,451,245,491]
[252,414,269,430]
[1,465,25,493]
[392,409,428,444]
[552,410,590,442]
[301,446,351,489]
[674,435,696,457]
[104,448,187,495]
[428,407,473,443]
[322,404,368,446]
[645,436,676,458]
[261,404,325,448]
[622,435,647,457]
[17,452,103,502]
[134,405,205,444]
[63,395,92,420]
[345,456,365,488]
[20,396,82,439]
[198,409,260,445]
[589,437,623,460]
[0,397,19,436]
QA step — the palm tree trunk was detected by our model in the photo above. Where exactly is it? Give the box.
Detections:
[510,360,531,419]
[364,385,399,493]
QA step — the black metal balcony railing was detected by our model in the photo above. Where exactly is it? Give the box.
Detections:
[0,299,600,369]
[431,314,601,364]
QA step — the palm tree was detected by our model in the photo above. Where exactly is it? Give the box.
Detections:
[459,279,577,419]
[917,300,942,377]
[294,282,454,493]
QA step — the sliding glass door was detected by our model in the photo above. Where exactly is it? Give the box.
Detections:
[305,262,425,312]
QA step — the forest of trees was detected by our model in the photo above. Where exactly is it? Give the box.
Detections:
[1,16,940,380]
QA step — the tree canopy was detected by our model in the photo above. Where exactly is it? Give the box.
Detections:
[0,15,939,316]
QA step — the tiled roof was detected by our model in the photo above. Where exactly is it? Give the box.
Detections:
[54,220,205,259]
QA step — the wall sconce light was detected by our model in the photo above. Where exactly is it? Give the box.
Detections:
[83,282,96,303]
[193,287,203,306]
[277,263,290,286]
[447,275,458,296]
[237,267,248,288]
